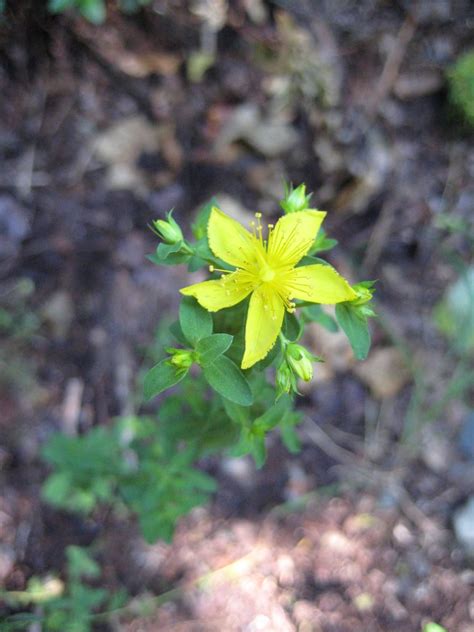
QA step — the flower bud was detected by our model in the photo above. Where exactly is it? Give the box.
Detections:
[280,184,312,214]
[166,348,195,370]
[152,212,183,245]
[286,343,314,382]
[351,283,373,306]
[276,361,294,397]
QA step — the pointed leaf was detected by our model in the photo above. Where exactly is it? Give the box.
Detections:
[335,303,371,360]
[203,356,253,406]
[179,296,213,345]
[196,333,233,366]
[143,360,187,401]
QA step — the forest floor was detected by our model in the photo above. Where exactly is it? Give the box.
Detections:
[1,1,473,631]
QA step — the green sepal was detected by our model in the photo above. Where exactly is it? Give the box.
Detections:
[335,303,371,360]
[203,356,253,406]
[309,228,338,254]
[179,296,213,345]
[143,359,188,401]
[196,333,233,366]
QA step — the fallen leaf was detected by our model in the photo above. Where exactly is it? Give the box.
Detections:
[354,347,410,399]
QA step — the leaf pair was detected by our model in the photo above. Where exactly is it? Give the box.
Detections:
[144,297,253,406]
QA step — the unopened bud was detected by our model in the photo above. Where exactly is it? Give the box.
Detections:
[276,361,294,397]
[280,184,312,214]
[351,284,373,305]
[166,348,194,370]
[286,343,314,382]
[153,211,183,245]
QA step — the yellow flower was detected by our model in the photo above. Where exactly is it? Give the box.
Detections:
[180,207,357,369]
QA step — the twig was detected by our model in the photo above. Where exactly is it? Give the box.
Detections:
[361,199,398,272]
[368,13,417,116]
[61,378,84,436]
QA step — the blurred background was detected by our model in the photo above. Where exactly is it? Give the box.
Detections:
[0,1,473,630]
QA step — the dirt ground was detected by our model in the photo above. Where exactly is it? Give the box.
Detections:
[1,1,473,630]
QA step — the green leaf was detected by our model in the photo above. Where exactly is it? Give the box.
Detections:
[169,320,188,345]
[434,265,474,353]
[48,0,75,11]
[250,432,266,468]
[423,624,447,632]
[196,333,233,366]
[1,614,42,631]
[192,198,217,239]
[179,296,213,345]
[187,255,207,272]
[80,0,106,23]
[309,228,338,254]
[143,359,187,400]
[335,303,371,360]
[66,546,100,580]
[222,397,251,425]
[156,241,183,260]
[203,356,253,406]
[280,412,302,453]
[254,396,291,432]
[302,304,338,332]
[147,251,190,267]
[283,312,302,341]
[42,472,72,506]
[231,427,266,467]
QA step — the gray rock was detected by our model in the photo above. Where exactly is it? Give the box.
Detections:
[459,412,474,461]
[453,496,474,554]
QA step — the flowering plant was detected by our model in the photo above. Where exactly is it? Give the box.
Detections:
[146,184,375,463]
[40,185,376,545]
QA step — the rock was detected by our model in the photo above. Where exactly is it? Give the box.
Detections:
[149,184,185,216]
[0,195,30,269]
[453,496,474,554]
[212,194,254,226]
[421,430,453,473]
[93,116,162,192]
[214,103,298,158]
[394,72,443,100]
[354,347,410,399]
[459,412,474,461]
[41,291,74,340]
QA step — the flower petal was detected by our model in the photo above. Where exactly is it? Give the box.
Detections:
[286,264,357,304]
[180,272,253,312]
[241,285,284,369]
[208,206,257,270]
[267,210,326,267]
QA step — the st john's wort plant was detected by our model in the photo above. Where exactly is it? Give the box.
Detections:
[41,184,375,543]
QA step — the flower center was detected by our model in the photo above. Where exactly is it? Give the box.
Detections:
[259,264,275,283]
